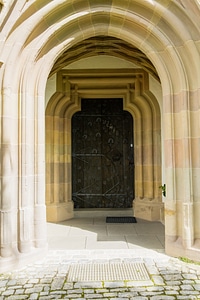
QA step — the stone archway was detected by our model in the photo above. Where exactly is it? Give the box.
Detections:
[0,0,200,271]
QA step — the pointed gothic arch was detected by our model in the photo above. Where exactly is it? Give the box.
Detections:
[0,0,200,271]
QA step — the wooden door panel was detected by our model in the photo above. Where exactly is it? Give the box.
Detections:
[72,99,134,208]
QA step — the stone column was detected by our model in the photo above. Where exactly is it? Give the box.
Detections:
[0,85,18,258]
[177,92,194,249]
[18,91,33,253]
[34,92,47,248]
[164,91,195,253]
[164,94,177,248]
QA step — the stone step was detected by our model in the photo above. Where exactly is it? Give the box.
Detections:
[74,208,133,218]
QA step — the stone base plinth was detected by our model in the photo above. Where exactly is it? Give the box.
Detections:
[0,246,48,273]
[133,198,164,222]
[46,201,74,222]
[165,236,200,262]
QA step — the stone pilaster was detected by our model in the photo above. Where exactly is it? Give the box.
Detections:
[46,93,74,222]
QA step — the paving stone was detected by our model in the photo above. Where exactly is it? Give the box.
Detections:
[164,286,180,291]
[190,269,199,274]
[195,280,200,283]
[39,292,49,296]
[127,280,154,287]
[129,297,148,300]
[182,273,198,280]
[64,298,85,300]
[193,284,200,290]
[43,285,51,292]
[84,294,103,298]
[2,289,15,296]
[28,279,40,284]
[29,294,39,299]
[7,296,29,300]
[38,296,56,299]
[140,291,163,296]
[149,296,176,300]
[181,284,194,290]
[40,278,53,284]
[15,288,25,294]
[165,280,182,285]
[182,279,195,284]
[103,292,118,297]
[176,296,199,300]
[50,290,67,295]
[64,293,84,298]
[7,280,17,286]
[129,287,147,292]
[109,298,128,300]
[16,279,28,285]
[74,282,103,288]
[145,266,159,275]
[51,277,65,290]
[104,281,125,288]
[96,289,109,293]
[163,274,183,281]
[25,286,43,293]
[0,288,6,294]
[0,280,8,287]
[63,282,74,289]
[24,283,33,288]
[146,286,164,291]
[110,288,128,292]
[65,298,85,300]
[165,290,179,295]
[8,285,23,290]
[118,292,138,297]
[67,289,83,294]
[151,275,165,285]
[180,290,200,295]
[159,270,179,275]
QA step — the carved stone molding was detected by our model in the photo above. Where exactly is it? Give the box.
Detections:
[46,69,162,222]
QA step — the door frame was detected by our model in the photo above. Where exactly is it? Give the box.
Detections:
[45,69,163,222]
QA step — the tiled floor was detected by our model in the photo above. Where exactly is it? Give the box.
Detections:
[47,209,165,253]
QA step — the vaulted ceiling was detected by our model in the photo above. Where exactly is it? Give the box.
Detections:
[50,36,159,81]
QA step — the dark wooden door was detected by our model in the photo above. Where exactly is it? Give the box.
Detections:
[72,99,134,208]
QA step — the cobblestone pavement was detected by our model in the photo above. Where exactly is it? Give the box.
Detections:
[1,249,200,300]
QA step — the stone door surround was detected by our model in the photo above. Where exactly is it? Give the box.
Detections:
[45,69,163,223]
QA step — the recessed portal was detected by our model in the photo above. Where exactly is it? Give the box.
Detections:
[72,98,134,209]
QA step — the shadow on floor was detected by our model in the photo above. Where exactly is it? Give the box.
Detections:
[47,210,165,253]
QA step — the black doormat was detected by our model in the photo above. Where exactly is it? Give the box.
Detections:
[106,216,137,223]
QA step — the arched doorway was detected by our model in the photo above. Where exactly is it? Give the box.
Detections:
[1,0,200,271]
[72,98,134,209]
